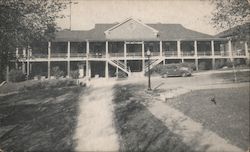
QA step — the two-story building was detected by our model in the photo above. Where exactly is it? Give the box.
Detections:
[14,18,249,78]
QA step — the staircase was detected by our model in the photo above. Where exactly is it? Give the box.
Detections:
[144,58,164,72]
[108,59,131,76]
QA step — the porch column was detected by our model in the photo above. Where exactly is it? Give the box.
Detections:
[211,40,215,69]
[194,40,198,57]
[105,61,109,78]
[177,40,181,57]
[48,42,51,78]
[22,48,26,73]
[27,47,30,76]
[22,62,25,73]
[142,41,145,72]
[194,41,198,70]
[211,40,215,56]
[106,41,109,58]
[86,40,90,55]
[15,48,19,58]
[86,40,89,77]
[212,58,215,70]
[160,41,163,57]
[245,41,249,59]
[228,39,233,59]
[195,59,199,71]
[67,41,70,78]
[23,48,26,58]
[86,60,89,77]
[124,41,127,68]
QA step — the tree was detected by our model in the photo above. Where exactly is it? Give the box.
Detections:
[211,0,250,83]
[0,0,69,82]
[211,0,250,29]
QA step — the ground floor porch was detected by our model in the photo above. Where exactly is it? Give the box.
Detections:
[10,56,249,79]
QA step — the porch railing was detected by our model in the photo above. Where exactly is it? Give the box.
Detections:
[70,53,87,58]
[126,52,142,57]
[109,52,124,57]
[163,51,177,56]
[197,51,212,56]
[51,53,67,58]
[31,54,48,58]
[214,51,229,56]
[232,51,246,56]
[181,52,195,56]
[88,53,106,58]
[150,52,160,56]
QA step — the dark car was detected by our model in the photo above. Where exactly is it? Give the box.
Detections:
[161,65,192,78]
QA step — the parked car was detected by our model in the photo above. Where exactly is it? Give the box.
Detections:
[161,64,192,78]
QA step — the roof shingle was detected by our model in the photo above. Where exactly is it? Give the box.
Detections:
[54,23,219,42]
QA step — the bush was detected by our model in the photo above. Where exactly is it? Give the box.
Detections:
[117,70,128,78]
[70,70,79,79]
[149,62,194,75]
[9,69,26,82]
[22,79,77,91]
[51,66,65,78]
[198,61,212,70]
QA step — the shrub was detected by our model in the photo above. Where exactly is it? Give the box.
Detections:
[149,62,194,75]
[70,70,79,79]
[51,66,65,78]
[9,69,26,82]
[117,70,128,78]
[198,61,212,70]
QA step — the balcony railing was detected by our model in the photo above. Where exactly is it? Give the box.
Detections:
[232,51,246,56]
[109,52,124,57]
[88,53,106,58]
[181,52,195,56]
[70,53,87,58]
[197,51,212,56]
[214,51,229,56]
[150,52,160,56]
[126,52,142,57]
[51,53,67,58]
[163,51,177,57]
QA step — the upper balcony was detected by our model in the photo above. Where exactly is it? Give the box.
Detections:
[14,40,249,61]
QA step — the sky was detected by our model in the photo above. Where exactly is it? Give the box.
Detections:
[56,0,221,35]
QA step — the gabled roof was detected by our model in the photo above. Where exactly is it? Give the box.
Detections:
[54,19,220,42]
[104,18,159,35]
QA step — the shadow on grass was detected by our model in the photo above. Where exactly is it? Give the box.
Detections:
[0,86,83,152]
[113,84,199,152]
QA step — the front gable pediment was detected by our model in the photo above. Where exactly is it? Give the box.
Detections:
[104,18,159,40]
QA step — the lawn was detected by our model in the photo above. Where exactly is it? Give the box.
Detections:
[211,71,250,83]
[166,86,249,150]
[113,84,195,152]
[0,81,83,151]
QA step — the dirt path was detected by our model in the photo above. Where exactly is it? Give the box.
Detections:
[74,82,119,151]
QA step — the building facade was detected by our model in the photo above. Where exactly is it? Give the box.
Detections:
[14,18,249,78]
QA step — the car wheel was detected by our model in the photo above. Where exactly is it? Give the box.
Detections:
[181,73,187,77]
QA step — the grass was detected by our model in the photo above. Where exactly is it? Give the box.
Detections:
[113,84,195,152]
[211,71,250,82]
[0,82,83,151]
[0,79,77,94]
[166,86,249,150]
